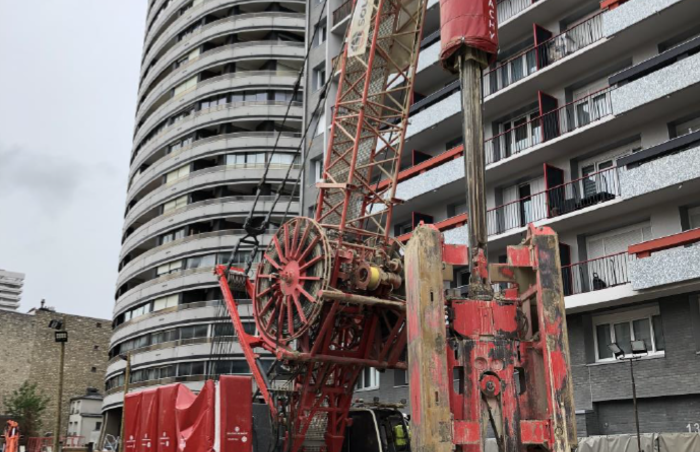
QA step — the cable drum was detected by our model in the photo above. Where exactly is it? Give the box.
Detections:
[253,217,332,345]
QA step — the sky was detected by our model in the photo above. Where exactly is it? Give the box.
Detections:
[0,1,147,319]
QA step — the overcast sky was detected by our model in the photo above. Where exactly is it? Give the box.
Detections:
[0,1,147,319]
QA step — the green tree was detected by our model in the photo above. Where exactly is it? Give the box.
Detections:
[3,382,49,439]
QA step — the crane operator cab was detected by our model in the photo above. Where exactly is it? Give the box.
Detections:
[342,407,411,452]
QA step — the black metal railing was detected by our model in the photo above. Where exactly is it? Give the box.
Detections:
[562,252,631,296]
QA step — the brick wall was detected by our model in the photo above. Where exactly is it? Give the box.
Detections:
[0,309,111,437]
[569,294,700,434]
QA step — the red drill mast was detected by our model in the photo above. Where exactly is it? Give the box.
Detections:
[216,0,578,450]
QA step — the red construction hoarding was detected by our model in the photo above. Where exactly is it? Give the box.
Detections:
[219,376,253,452]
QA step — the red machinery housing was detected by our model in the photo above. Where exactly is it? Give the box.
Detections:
[215,0,578,450]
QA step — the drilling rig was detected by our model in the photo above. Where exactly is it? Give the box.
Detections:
[215,0,578,451]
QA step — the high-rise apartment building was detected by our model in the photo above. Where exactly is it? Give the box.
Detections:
[304,0,700,436]
[103,0,306,434]
[0,269,24,311]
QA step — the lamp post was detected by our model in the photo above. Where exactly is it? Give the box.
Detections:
[51,323,68,452]
[118,353,132,452]
[608,340,648,452]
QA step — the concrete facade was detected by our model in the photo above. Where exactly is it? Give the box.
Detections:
[0,269,24,311]
[0,307,111,437]
[305,0,700,436]
[104,0,306,436]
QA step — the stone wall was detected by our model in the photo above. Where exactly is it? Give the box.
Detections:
[0,309,111,437]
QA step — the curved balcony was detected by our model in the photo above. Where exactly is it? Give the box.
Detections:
[117,229,273,287]
[128,130,301,196]
[144,0,189,48]
[138,40,304,105]
[136,71,297,142]
[115,266,217,314]
[121,196,297,257]
[132,100,303,168]
[144,0,302,68]
[124,163,299,229]
[106,341,242,376]
[140,12,304,87]
[112,299,226,338]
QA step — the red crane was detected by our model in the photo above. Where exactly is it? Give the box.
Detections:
[215,0,578,450]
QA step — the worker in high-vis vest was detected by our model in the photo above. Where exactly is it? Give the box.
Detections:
[393,423,410,451]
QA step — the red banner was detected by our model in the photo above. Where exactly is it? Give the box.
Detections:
[219,376,253,452]
[124,392,142,452]
[125,382,215,452]
[176,381,216,452]
[439,0,498,66]
[137,390,159,452]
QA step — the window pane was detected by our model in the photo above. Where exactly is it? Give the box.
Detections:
[242,322,256,335]
[614,322,632,354]
[231,361,249,374]
[653,315,665,351]
[193,324,208,338]
[632,318,652,351]
[192,361,205,375]
[214,323,235,337]
[596,324,612,359]
[180,326,194,339]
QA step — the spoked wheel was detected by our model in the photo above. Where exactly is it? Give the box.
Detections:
[254,217,331,345]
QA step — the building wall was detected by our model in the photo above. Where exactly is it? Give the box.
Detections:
[106,0,306,421]
[0,309,111,436]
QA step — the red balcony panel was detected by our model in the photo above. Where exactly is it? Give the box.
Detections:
[628,228,700,258]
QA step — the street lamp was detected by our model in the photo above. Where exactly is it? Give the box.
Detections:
[608,340,648,452]
[49,320,68,452]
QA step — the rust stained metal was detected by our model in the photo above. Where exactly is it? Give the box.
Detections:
[405,225,454,452]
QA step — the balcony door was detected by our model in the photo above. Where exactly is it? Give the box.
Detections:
[572,78,610,129]
[585,222,651,290]
[501,109,541,157]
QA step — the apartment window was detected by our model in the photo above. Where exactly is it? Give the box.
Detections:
[153,294,179,311]
[157,260,183,276]
[573,78,611,128]
[186,254,216,269]
[165,165,191,184]
[174,75,197,97]
[91,367,97,373]
[211,360,250,375]
[180,324,208,340]
[675,114,700,138]
[315,112,325,136]
[95,422,102,431]
[393,369,408,387]
[163,195,188,213]
[315,25,327,47]
[178,361,206,377]
[213,323,235,337]
[152,328,178,345]
[160,228,186,245]
[500,110,541,157]
[579,142,638,197]
[313,66,326,91]
[593,305,665,362]
[447,200,467,218]
[689,206,700,230]
[356,367,380,391]
[313,159,324,182]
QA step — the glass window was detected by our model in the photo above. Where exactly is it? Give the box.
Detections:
[675,115,700,137]
[186,254,216,269]
[356,367,380,391]
[213,323,235,337]
[593,306,665,361]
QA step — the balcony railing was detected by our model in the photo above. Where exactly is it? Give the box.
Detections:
[333,0,353,26]
[483,12,605,96]
[485,87,614,164]
[497,0,534,24]
[562,252,631,296]
[487,166,620,236]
